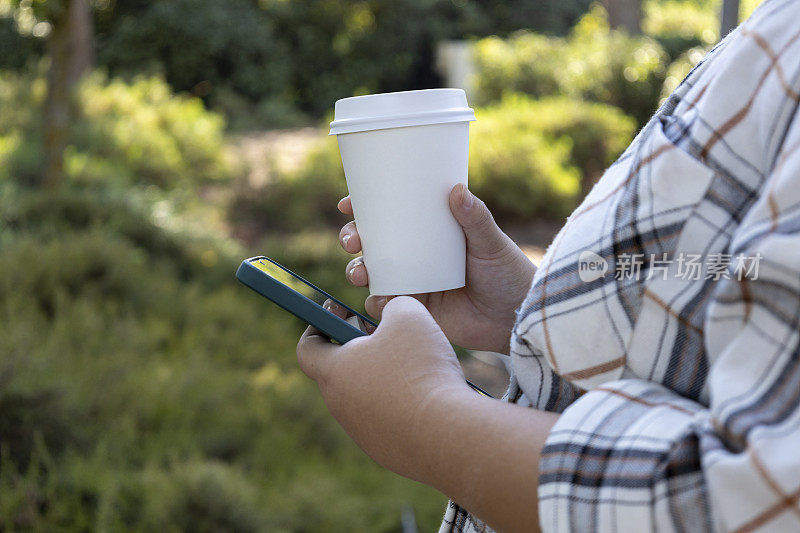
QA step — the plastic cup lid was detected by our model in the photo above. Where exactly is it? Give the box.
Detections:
[329,88,476,136]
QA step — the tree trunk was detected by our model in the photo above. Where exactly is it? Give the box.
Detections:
[720,0,741,38]
[42,0,92,188]
[603,0,642,34]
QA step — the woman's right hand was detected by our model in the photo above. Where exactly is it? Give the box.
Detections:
[338,183,536,355]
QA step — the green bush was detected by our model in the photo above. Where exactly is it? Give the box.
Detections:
[466,0,593,37]
[469,94,635,219]
[0,17,44,71]
[0,72,234,188]
[472,4,669,126]
[96,0,291,110]
[229,135,350,234]
[514,96,637,185]
[232,93,635,228]
[471,33,564,104]
[92,0,596,120]
[660,45,710,100]
[0,71,45,185]
[0,186,441,530]
[73,74,234,187]
[643,0,718,59]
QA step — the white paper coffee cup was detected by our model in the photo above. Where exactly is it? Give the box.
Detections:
[329,89,475,296]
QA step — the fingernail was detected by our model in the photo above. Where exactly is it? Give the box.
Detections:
[461,186,474,209]
[376,296,389,308]
[349,262,361,281]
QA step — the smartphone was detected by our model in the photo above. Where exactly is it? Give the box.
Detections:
[236,256,376,344]
[236,256,492,397]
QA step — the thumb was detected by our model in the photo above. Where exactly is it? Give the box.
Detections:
[377,296,440,336]
[377,296,455,352]
[449,183,513,259]
[378,295,431,326]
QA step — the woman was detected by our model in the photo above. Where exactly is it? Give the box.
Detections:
[297,1,800,530]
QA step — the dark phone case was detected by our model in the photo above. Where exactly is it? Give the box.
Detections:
[236,257,375,344]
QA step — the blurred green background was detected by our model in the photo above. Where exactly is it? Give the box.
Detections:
[0,0,761,530]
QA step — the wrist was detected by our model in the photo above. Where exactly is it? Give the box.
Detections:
[412,390,558,532]
[403,385,479,487]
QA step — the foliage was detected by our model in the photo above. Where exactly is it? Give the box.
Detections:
[231,93,636,230]
[0,16,44,70]
[4,0,601,123]
[469,94,636,219]
[95,0,601,118]
[660,45,710,100]
[255,0,472,116]
[472,4,669,125]
[467,0,593,37]
[95,0,292,123]
[74,74,234,187]
[211,86,309,132]
[643,0,718,59]
[229,135,350,235]
[0,71,234,188]
[471,33,564,103]
[0,186,445,530]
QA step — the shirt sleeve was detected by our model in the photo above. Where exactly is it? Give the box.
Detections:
[537,127,800,532]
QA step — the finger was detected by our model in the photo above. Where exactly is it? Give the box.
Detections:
[364,294,394,319]
[297,325,337,381]
[337,196,353,215]
[345,256,368,287]
[449,183,514,260]
[377,295,434,332]
[323,298,349,320]
[338,221,362,254]
[363,319,377,335]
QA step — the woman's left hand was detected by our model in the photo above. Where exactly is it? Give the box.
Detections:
[296,296,472,480]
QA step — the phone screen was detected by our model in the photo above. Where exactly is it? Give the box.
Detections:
[248,257,376,333]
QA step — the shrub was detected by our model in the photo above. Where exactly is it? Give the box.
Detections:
[0,72,235,188]
[565,5,668,125]
[157,461,267,532]
[467,0,593,37]
[229,135,349,235]
[211,87,309,132]
[469,94,635,220]
[0,17,44,71]
[472,4,669,126]
[660,45,710,101]
[92,0,596,120]
[515,96,637,188]
[471,113,578,220]
[231,93,636,228]
[643,0,718,59]
[73,74,234,187]
[0,186,441,530]
[471,32,565,104]
[96,0,291,110]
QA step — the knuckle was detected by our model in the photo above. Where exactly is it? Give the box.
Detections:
[296,347,310,376]
[472,199,493,227]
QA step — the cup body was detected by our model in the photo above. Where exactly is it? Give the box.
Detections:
[337,121,469,295]
[330,89,475,296]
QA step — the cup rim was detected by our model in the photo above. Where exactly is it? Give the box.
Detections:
[329,88,475,136]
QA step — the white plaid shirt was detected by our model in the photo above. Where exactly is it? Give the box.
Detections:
[442,0,800,531]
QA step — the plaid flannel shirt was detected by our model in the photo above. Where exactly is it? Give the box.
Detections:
[441,1,800,531]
